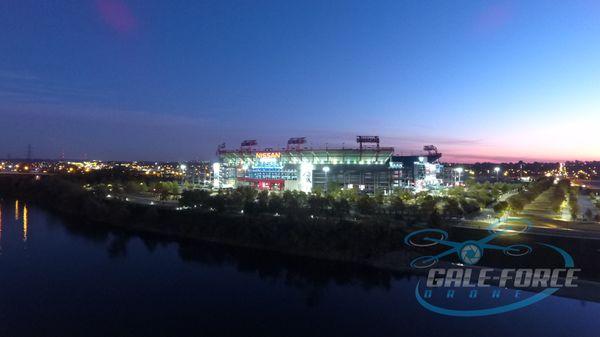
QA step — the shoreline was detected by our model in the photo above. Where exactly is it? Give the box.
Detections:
[2,175,599,281]
[0,176,421,273]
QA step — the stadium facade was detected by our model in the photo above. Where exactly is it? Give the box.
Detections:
[214,136,443,193]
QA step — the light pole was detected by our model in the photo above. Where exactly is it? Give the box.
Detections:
[454,167,463,185]
[322,166,330,193]
[180,164,187,187]
[494,166,501,182]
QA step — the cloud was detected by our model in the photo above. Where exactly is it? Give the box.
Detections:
[0,70,39,81]
[95,0,139,35]
[442,152,539,164]
[0,70,110,105]
[0,68,219,161]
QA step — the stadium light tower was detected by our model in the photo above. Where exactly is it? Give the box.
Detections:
[494,166,501,182]
[322,166,330,193]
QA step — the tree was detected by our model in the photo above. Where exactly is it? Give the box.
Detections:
[91,183,110,198]
[326,181,341,197]
[124,181,144,194]
[460,198,480,214]
[390,196,405,217]
[228,189,244,209]
[446,186,465,199]
[183,181,194,191]
[443,198,463,220]
[373,191,385,210]
[156,181,178,200]
[493,201,509,215]
[282,190,300,214]
[339,188,359,203]
[507,196,525,213]
[257,190,269,212]
[332,198,350,219]
[243,199,258,214]
[268,194,283,213]
[357,195,376,215]
[237,186,258,204]
[584,209,593,221]
[308,195,326,215]
[179,189,210,207]
[418,195,437,220]
[208,194,226,213]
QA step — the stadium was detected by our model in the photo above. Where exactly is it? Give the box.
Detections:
[214,136,443,193]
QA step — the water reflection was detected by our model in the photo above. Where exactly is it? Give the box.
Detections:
[53,206,600,304]
[0,204,2,252]
[60,217,410,292]
[23,204,28,242]
[14,199,19,220]
[0,200,599,337]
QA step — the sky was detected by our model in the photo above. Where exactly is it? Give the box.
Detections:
[1,0,600,163]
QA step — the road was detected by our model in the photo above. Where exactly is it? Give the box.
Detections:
[459,186,600,240]
[109,194,179,208]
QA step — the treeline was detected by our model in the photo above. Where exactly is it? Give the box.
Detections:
[90,181,180,200]
[179,181,518,225]
[0,176,134,224]
[0,176,418,268]
[568,187,579,220]
[0,175,527,270]
[446,181,517,211]
[495,178,554,214]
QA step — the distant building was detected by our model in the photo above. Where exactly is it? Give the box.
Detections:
[214,136,443,193]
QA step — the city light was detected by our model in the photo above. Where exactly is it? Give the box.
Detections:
[322,166,330,192]
[454,167,464,185]
[4,2,600,334]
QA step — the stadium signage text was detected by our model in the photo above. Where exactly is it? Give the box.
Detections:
[256,152,281,159]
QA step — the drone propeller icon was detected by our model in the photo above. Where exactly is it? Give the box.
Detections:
[404,217,534,268]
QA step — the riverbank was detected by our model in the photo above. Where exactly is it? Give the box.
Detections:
[0,176,421,272]
[3,175,599,278]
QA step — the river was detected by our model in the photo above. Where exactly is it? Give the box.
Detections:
[1,199,599,337]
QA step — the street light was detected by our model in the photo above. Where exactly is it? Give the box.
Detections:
[454,167,464,185]
[322,166,330,193]
[494,166,501,182]
[180,164,187,186]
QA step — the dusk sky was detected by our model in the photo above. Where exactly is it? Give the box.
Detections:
[2,0,600,162]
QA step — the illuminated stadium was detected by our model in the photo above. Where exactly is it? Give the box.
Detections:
[214,136,443,193]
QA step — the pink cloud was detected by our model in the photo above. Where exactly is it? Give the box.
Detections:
[473,3,514,34]
[95,0,138,35]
